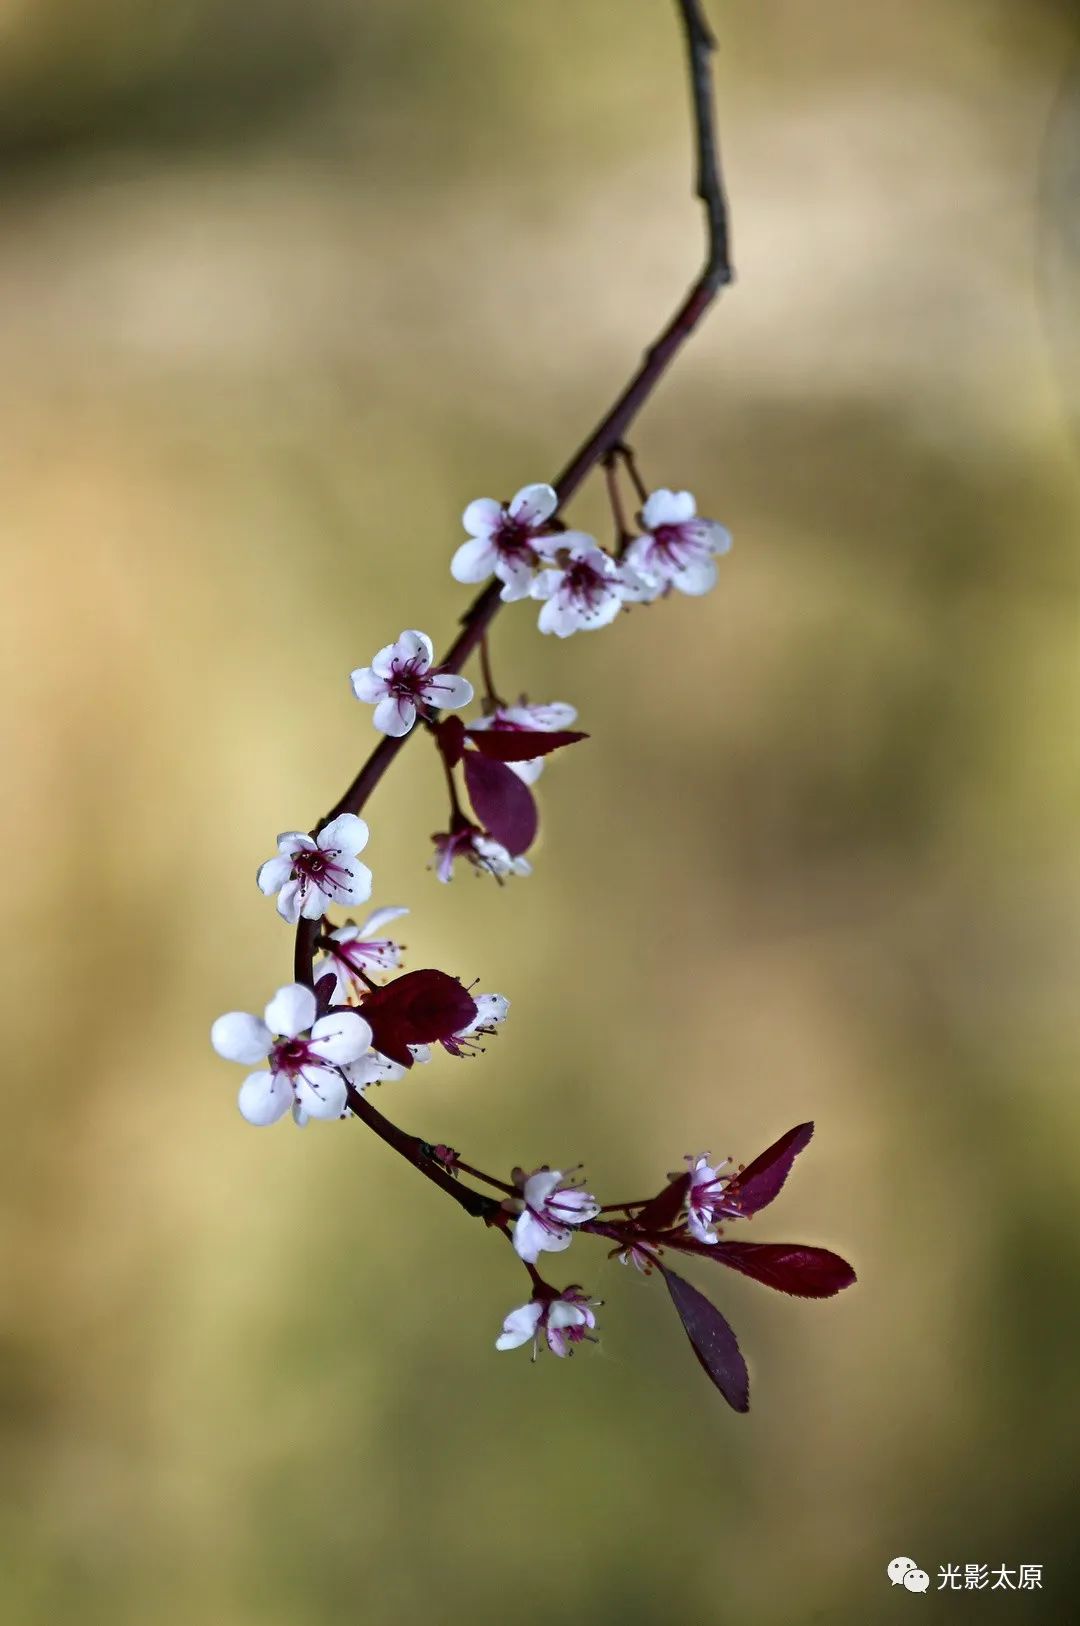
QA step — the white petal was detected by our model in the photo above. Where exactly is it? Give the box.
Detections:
[275,878,302,925]
[529,569,562,602]
[409,1043,432,1065]
[394,630,434,670]
[211,1011,271,1065]
[257,855,293,895]
[264,983,317,1039]
[237,1069,291,1126]
[323,858,373,908]
[291,1102,310,1128]
[295,1064,348,1120]
[517,702,577,730]
[547,1301,588,1330]
[317,813,369,856]
[537,596,576,637]
[509,758,543,785]
[523,1168,563,1208]
[514,1212,570,1261]
[451,536,497,584]
[473,993,509,1028]
[276,830,314,855]
[699,519,732,555]
[581,589,623,630]
[310,1009,373,1065]
[298,880,330,921]
[347,1049,406,1088]
[671,556,718,596]
[462,497,503,538]
[350,666,387,703]
[373,694,416,736]
[495,558,536,603]
[422,673,473,712]
[508,483,558,526]
[495,1300,543,1350]
[358,905,409,936]
[368,641,402,680]
[642,488,696,528]
[564,536,613,570]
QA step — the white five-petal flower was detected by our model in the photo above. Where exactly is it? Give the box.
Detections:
[315,905,409,1001]
[451,483,558,602]
[530,541,627,637]
[495,1290,599,1358]
[257,814,372,925]
[624,489,731,597]
[350,630,474,738]
[685,1153,733,1244]
[211,983,372,1127]
[467,700,578,785]
[511,1168,600,1263]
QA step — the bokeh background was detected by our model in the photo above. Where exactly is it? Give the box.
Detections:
[4,1,1079,1622]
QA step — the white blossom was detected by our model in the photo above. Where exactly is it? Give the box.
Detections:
[432,828,531,883]
[685,1153,733,1244]
[624,489,731,597]
[530,540,626,637]
[511,1168,600,1263]
[257,813,372,925]
[211,983,371,1127]
[495,1290,599,1358]
[350,630,473,738]
[451,483,557,602]
[316,906,408,1001]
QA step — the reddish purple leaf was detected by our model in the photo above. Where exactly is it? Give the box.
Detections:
[659,1263,749,1412]
[361,969,478,1068]
[313,971,339,1015]
[463,752,538,855]
[676,1239,856,1298]
[726,1122,814,1216]
[467,729,587,763]
[633,1173,690,1232]
[435,716,466,769]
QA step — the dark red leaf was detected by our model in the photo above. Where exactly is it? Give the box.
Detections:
[633,1173,690,1232]
[435,716,466,769]
[313,972,339,1015]
[665,1239,856,1298]
[658,1263,749,1412]
[361,969,478,1069]
[463,752,538,855]
[467,729,587,763]
[726,1122,814,1216]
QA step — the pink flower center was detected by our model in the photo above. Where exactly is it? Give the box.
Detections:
[293,845,349,899]
[563,558,607,607]
[493,516,537,561]
[388,656,428,699]
[271,1037,316,1077]
[650,522,702,566]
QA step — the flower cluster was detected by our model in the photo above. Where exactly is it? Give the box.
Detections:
[489,1123,855,1412]
[448,481,731,639]
[213,456,853,1412]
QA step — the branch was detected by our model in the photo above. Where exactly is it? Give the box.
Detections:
[295,0,732,1209]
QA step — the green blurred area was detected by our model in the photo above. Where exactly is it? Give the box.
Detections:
[3,2,1079,1622]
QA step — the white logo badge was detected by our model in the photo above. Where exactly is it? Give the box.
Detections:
[888,1557,929,1593]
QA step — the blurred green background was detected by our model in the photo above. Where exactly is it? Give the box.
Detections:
[3,1,1079,1622]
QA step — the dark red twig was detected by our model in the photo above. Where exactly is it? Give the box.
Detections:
[294,0,732,1215]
